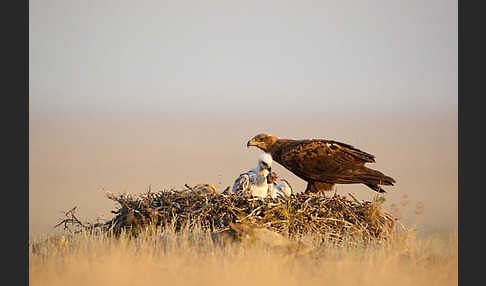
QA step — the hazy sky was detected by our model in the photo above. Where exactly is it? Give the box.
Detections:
[29,0,457,234]
[30,0,456,116]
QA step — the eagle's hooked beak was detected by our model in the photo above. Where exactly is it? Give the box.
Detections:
[246,139,255,148]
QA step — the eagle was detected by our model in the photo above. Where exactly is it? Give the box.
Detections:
[267,171,293,198]
[246,133,395,194]
[231,153,273,198]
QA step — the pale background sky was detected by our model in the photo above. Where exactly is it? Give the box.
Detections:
[29,0,457,234]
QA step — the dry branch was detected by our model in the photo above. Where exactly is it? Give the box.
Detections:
[57,184,397,243]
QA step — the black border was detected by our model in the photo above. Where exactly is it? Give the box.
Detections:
[459,1,482,285]
[3,0,29,285]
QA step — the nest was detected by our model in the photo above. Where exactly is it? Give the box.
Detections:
[56,184,396,243]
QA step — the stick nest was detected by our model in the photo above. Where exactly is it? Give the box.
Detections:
[57,184,397,243]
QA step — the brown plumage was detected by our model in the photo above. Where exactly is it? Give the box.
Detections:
[246,133,395,194]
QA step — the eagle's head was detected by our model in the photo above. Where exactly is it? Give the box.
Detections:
[247,133,278,152]
[267,171,278,184]
[257,153,273,172]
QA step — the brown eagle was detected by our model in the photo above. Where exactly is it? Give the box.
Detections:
[246,133,395,194]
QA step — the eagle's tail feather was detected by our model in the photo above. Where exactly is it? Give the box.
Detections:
[364,183,387,193]
[359,167,396,187]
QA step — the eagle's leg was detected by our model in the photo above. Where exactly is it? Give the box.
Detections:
[304,181,333,197]
[304,182,313,193]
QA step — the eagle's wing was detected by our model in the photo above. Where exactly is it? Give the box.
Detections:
[277,139,376,183]
[232,173,250,195]
[325,140,375,163]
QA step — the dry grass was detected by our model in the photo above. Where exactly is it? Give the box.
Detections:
[30,224,457,286]
[30,187,457,286]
